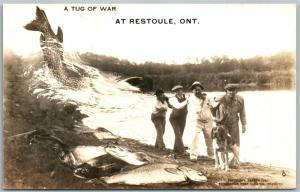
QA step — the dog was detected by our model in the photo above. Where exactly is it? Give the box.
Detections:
[211,125,233,171]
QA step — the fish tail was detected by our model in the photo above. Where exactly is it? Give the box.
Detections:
[24,6,49,32]
[25,6,62,41]
[56,26,63,43]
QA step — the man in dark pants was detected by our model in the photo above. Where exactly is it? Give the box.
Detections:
[151,89,172,149]
[169,85,189,155]
[223,83,247,168]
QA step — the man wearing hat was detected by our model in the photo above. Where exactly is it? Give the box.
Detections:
[151,89,172,150]
[169,85,189,154]
[188,81,214,161]
[222,83,247,168]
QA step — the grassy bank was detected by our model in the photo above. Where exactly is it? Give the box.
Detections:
[3,51,92,188]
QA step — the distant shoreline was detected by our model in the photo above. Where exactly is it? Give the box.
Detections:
[79,52,296,92]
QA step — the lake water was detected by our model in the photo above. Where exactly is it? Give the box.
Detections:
[82,90,296,170]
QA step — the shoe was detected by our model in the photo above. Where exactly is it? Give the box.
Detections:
[176,152,189,158]
[229,158,240,169]
[207,155,214,160]
[190,158,197,162]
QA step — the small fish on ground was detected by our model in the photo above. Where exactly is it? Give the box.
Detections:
[101,163,207,185]
[73,154,128,179]
[102,163,187,185]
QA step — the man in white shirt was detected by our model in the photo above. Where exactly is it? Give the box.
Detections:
[151,89,172,149]
[188,81,214,161]
[169,85,189,155]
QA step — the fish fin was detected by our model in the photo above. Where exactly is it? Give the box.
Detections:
[57,26,63,43]
[136,152,151,162]
[24,7,48,31]
[98,163,116,171]
[24,19,42,31]
[40,34,45,42]
[85,178,107,185]
[164,168,179,175]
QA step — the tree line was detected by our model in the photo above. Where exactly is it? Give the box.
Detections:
[79,52,295,91]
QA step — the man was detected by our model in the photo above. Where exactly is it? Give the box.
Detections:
[222,83,247,168]
[169,85,189,155]
[151,89,172,150]
[189,81,214,161]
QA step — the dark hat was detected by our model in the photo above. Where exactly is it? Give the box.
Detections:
[154,89,164,95]
[224,83,239,91]
[190,81,204,90]
[171,85,183,92]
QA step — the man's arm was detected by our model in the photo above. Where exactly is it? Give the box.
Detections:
[164,96,173,108]
[238,96,247,133]
[214,103,226,123]
[169,97,188,109]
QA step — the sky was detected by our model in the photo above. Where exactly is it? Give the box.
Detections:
[3,4,296,64]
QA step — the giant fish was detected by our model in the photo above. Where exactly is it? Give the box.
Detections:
[24,6,88,88]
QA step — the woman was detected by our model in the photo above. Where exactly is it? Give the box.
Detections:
[151,89,172,150]
[169,85,189,154]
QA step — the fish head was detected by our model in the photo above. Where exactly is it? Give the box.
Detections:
[135,152,153,163]
[58,151,76,167]
[73,164,95,179]
[177,166,207,183]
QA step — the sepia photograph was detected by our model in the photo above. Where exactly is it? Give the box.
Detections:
[3,4,296,189]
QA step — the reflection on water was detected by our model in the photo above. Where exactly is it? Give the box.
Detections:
[82,90,296,170]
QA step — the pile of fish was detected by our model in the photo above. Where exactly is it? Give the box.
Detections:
[60,144,207,186]
[27,126,208,186]
[51,127,207,186]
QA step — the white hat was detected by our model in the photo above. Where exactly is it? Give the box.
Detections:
[190,81,204,90]
[171,85,183,92]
